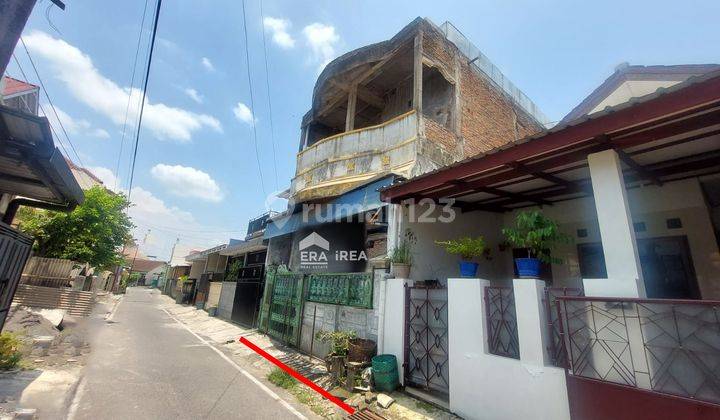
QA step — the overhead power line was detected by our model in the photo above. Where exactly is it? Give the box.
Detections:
[240,0,267,197]
[17,39,85,167]
[114,0,151,191]
[10,55,73,161]
[126,0,163,202]
[259,0,279,190]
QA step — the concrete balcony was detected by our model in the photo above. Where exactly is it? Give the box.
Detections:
[291,110,419,201]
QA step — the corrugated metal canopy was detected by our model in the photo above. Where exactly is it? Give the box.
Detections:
[380,69,720,212]
[264,175,395,239]
[0,104,83,206]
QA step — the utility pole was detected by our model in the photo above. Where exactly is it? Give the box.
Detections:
[129,229,151,273]
[162,237,179,292]
[168,237,179,265]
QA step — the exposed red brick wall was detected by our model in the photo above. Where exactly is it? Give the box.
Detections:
[420,23,543,159]
[459,61,541,156]
[424,117,458,156]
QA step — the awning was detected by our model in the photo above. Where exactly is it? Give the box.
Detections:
[0,104,83,206]
[219,236,266,256]
[184,243,227,262]
[380,69,720,211]
[264,175,395,239]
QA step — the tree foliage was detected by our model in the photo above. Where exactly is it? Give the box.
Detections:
[17,186,134,269]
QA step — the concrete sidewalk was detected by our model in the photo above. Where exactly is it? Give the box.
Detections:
[158,294,458,420]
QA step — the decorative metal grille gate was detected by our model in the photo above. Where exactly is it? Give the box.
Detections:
[484,286,519,359]
[404,283,449,396]
[258,271,304,346]
[543,287,583,367]
[0,222,34,331]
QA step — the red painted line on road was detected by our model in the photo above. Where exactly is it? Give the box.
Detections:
[239,336,356,415]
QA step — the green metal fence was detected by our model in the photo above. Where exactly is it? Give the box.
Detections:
[258,270,375,346]
[306,272,373,309]
[258,271,305,346]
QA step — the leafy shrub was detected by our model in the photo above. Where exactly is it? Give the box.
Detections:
[0,332,22,370]
[502,210,570,264]
[314,330,356,356]
[435,236,488,260]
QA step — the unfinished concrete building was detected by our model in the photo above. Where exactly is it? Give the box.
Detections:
[291,18,548,202]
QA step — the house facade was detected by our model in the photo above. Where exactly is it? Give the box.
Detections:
[0,72,84,330]
[377,67,720,419]
[259,18,548,355]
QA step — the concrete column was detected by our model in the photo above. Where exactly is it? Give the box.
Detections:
[381,277,411,385]
[412,31,423,112]
[513,279,550,366]
[586,149,645,298]
[345,85,357,131]
[386,204,405,253]
[448,278,490,405]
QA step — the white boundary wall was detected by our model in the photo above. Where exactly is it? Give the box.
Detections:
[447,278,570,420]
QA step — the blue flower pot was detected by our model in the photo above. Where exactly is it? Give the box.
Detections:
[515,258,541,278]
[459,261,479,277]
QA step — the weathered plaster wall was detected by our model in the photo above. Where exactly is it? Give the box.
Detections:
[188,260,205,279]
[206,281,222,309]
[267,235,293,267]
[382,77,413,122]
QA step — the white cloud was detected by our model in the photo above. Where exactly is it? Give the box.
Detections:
[302,23,340,71]
[184,87,203,104]
[201,57,215,72]
[41,105,110,140]
[89,128,110,139]
[82,166,228,260]
[263,17,295,49]
[24,31,222,143]
[150,163,223,202]
[232,102,256,124]
[129,186,227,259]
[87,166,120,190]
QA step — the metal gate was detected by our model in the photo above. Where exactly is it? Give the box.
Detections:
[0,222,34,331]
[258,271,304,346]
[404,283,449,396]
[231,265,265,327]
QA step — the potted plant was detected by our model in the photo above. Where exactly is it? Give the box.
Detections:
[389,229,416,278]
[502,210,570,278]
[435,236,489,277]
[315,330,357,378]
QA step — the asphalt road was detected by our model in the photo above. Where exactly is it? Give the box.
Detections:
[69,287,306,420]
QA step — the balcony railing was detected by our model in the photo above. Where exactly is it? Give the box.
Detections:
[292,111,418,197]
[557,296,720,405]
[246,212,276,238]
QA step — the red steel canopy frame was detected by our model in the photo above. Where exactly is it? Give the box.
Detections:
[380,70,720,208]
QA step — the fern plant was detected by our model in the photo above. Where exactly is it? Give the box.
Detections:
[435,236,488,261]
[502,210,570,264]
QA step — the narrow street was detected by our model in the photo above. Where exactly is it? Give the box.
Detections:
[69,288,309,420]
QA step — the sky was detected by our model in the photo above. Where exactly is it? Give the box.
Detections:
[8,0,720,262]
